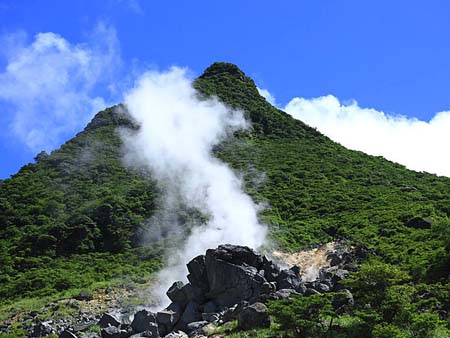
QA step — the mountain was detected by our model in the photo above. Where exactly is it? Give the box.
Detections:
[1,62,449,337]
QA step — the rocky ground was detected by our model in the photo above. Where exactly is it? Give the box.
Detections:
[2,242,366,338]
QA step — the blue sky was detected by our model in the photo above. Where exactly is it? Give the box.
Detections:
[1,0,450,178]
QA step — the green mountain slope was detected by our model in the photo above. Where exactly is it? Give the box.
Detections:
[1,63,449,333]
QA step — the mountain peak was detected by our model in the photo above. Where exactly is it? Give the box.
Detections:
[200,62,247,80]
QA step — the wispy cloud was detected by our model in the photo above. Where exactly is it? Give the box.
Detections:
[259,87,450,177]
[0,23,121,153]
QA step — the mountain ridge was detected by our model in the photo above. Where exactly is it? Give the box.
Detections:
[1,62,449,337]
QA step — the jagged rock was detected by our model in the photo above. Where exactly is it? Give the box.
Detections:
[163,331,188,338]
[59,330,78,338]
[261,256,280,282]
[276,267,302,291]
[201,313,219,322]
[31,321,54,337]
[167,282,188,305]
[260,282,276,294]
[156,309,180,331]
[182,283,205,304]
[201,301,217,314]
[74,290,93,301]
[131,309,157,333]
[187,255,209,292]
[185,321,209,333]
[100,326,129,338]
[275,289,300,299]
[178,301,201,328]
[98,313,121,329]
[205,250,266,306]
[327,253,342,266]
[238,303,270,330]
[317,283,330,293]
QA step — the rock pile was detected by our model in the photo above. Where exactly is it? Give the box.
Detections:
[55,244,357,338]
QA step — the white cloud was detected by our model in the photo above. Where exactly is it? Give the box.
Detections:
[257,86,276,105]
[283,94,450,177]
[0,23,120,152]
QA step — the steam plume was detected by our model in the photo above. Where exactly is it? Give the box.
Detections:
[121,67,267,305]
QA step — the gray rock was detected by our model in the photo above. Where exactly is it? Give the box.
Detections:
[187,255,209,292]
[185,321,209,333]
[179,301,201,327]
[100,326,129,338]
[317,283,330,293]
[131,309,157,333]
[276,267,302,290]
[31,321,54,337]
[59,330,78,338]
[156,309,180,330]
[204,253,266,306]
[201,313,219,323]
[167,281,188,305]
[182,283,205,304]
[98,313,121,329]
[74,290,93,301]
[238,303,271,330]
[202,301,217,314]
[260,282,276,294]
[163,331,188,338]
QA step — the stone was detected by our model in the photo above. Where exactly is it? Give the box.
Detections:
[167,281,188,305]
[261,256,280,282]
[327,253,342,267]
[276,267,302,291]
[202,301,217,314]
[156,309,180,330]
[59,330,78,338]
[317,283,330,293]
[182,283,205,304]
[260,282,276,294]
[98,313,121,329]
[31,321,54,337]
[164,331,188,338]
[201,313,219,322]
[131,309,157,333]
[100,326,129,338]
[74,290,93,301]
[179,301,201,327]
[238,303,271,330]
[185,321,209,333]
[187,255,209,292]
[204,253,266,306]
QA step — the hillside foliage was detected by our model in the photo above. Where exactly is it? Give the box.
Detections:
[0,62,449,335]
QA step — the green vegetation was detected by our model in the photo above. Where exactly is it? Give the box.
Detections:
[1,62,449,336]
[267,261,450,337]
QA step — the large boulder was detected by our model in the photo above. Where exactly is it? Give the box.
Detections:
[98,313,121,329]
[178,301,202,329]
[237,303,271,331]
[205,248,267,306]
[166,282,188,306]
[276,267,302,291]
[187,255,209,292]
[131,309,157,333]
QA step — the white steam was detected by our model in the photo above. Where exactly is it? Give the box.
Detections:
[122,67,267,305]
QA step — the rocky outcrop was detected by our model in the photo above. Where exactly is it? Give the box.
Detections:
[51,244,357,338]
